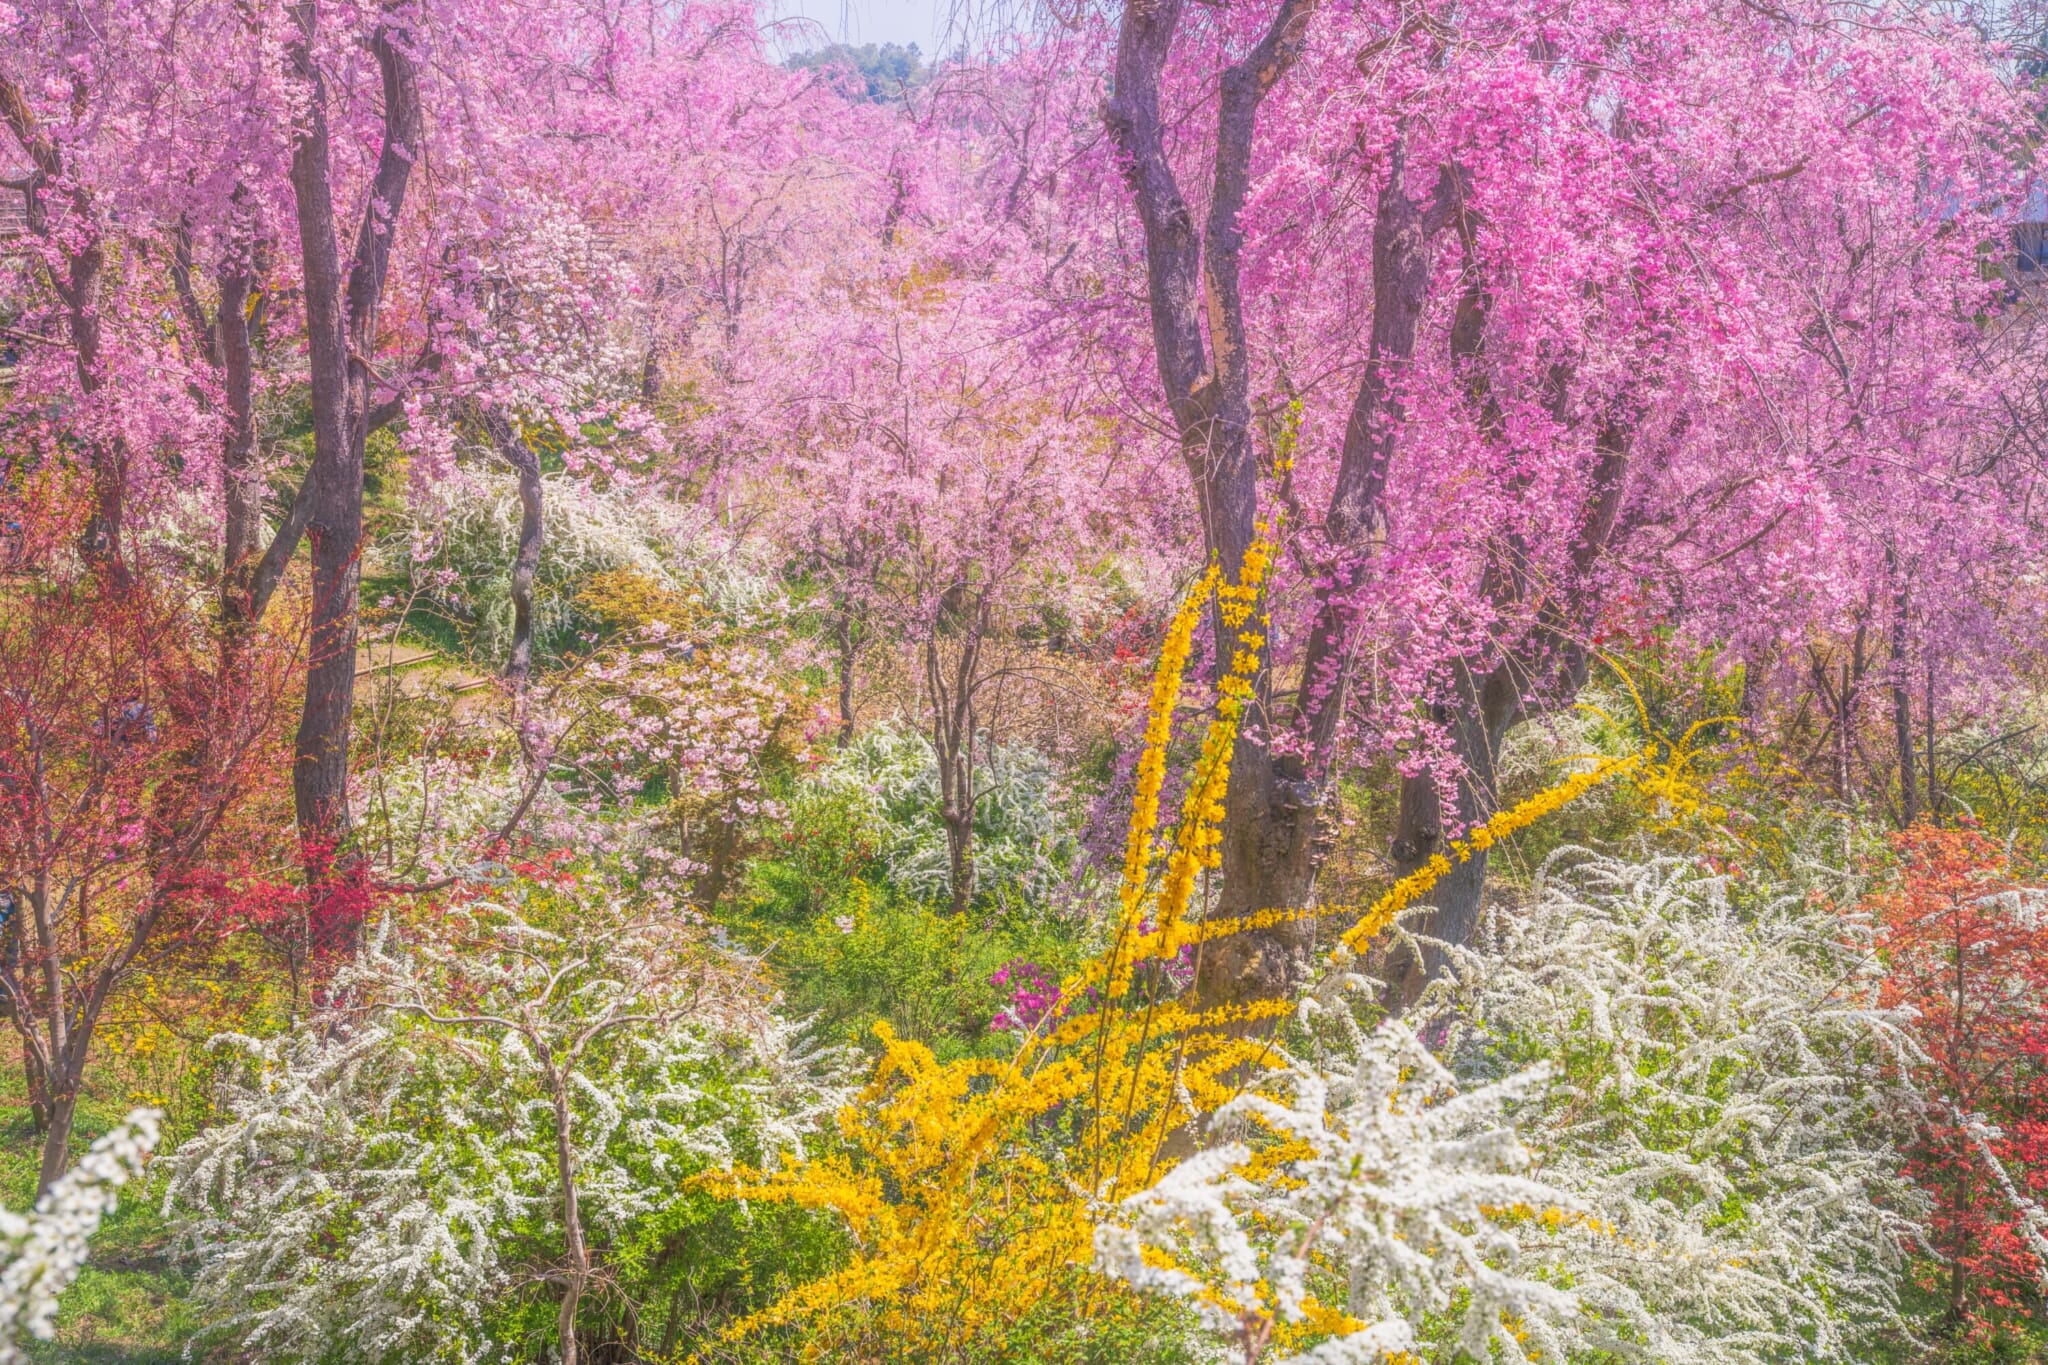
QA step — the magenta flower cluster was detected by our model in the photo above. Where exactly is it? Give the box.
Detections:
[988,960,1061,1033]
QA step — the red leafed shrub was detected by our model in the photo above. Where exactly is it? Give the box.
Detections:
[183,839,378,1011]
[0,533,291,1190]
[1871,825,2048,1332]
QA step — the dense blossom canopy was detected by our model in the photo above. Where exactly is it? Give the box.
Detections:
[4,0,2048,1359]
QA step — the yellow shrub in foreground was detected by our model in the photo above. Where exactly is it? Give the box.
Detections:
[695,541,1687,1361]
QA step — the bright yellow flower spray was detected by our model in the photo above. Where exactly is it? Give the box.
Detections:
[692,546,1697,1361]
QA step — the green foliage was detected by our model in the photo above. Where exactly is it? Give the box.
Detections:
[784,42,928,103]
[0,1079,197,1364]
[815,725,1088,911]
[744,778,886,926]
[611,1194,848,1359]
[750,878,1089,1060]
[734,732,1101,1058]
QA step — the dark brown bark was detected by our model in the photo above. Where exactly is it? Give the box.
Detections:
[21,1047,49,1134]
[1889,553,1918,827]
[1815,628,1867,805]
[1324,143,1465,548]
[1107,0,1326,1007]
[218,270,264,606]
[285,1,422,848]
[0,73,124,580]
[834,606,860,746]
[480,409,544,687]
[924,597,988,917]
[640,275,670,404]
[168,213,270,630]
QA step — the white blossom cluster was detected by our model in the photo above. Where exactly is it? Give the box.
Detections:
[164,897,854,1363]
[820,724,1083,905]
[1099,849,1931,1365]
[0,1109,160,1363]
[395,469,782,663]
[1095,1013,1583,1365]
[1431,849,1927,1362]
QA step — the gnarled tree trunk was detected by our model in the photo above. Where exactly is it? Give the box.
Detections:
[284,1,422,853]
[480,408,545,688]
[1106,0,1329,1006]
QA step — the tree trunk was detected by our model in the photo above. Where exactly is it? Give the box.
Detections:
[37,1083,79,1194]
[1829,631,1865,806]
[20,1048,48,1135]
[25,872,71,1193]
[925,609,984,917]
[641,346,663,403]
[1892,651,1918,828]
[218,263,264,627]
[481,409,544,687]
[549,1064,590,1365]
[37,1081,80,1195]
[169,210,266,634]
[2,902,47,1132]
[1925,658,1940,822]
[1205,152,1478,1007]
[1106,0,1325,1007]
[32,949,118,1195]
[68,252,125,581]
[1383,667,1518,1004]
[834,607,859,746]
[285,2,421,853]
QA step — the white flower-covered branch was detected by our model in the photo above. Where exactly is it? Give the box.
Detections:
[0,1109,160,1364]
[1096,1016,1579,1365]
[1428,849,1930,1362]
[164,889,854,1365]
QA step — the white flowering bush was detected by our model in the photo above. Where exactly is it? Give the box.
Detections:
[164,884,854,1365]
[352,750,540,880]
[1097,848,1926,1365]
[0,1109,160,1364]
[1095,1010,1591,1364]
[1428,848,1926,1363]
[389,472,782,664]
[820,724,1082,907]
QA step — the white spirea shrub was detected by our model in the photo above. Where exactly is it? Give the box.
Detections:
[0,1109,161,1363]
[164,894,853,1364]
[820,724,1082,906]
[1432,848,1926,1362]
[393,472,783,662]
[1095,1015,1587,1365]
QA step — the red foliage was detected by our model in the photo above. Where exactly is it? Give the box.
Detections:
[0,500,293,1186]
[184,838,379,1002]
[1872,825,2048,1329]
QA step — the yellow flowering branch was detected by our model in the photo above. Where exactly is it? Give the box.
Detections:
[686,529,1734,1361]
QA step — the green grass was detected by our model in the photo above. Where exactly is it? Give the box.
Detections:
[2,1065,199,1363]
